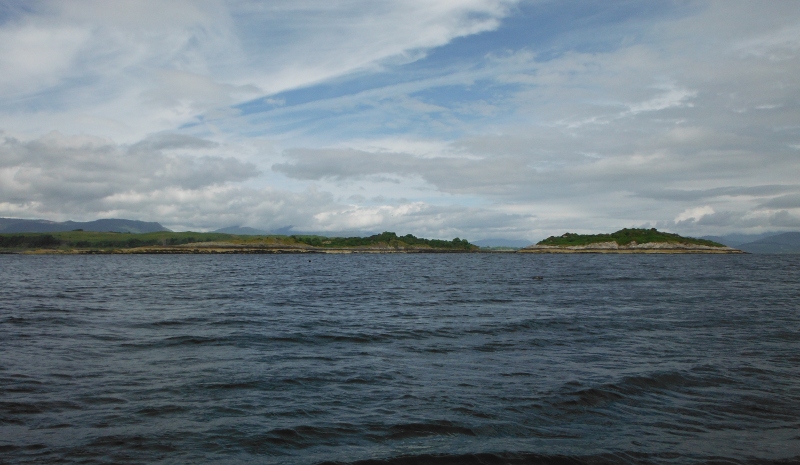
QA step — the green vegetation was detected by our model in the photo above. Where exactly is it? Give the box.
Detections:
[291,231,475,250]
[0,234,61,248]
[0,231,234,250]
[0,230,476,251]
[538,228,725,247]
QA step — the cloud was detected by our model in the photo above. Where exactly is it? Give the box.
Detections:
[653,207,800,233]
[626,85,696,115]
[128,133,219,152]
[87,184,340,233]
[272,147,533,196]
[252,1,800,237]
[0,131,258,218]
[305,201,539,239]
[2,1,800,238]
[638,185,800,202]
[735,21,800,61]
[674,206,714,223]
[758,194,800,210]
[770,210,800,228]
[0,22,90,97]
[0,131,541,239]
[0,0,518,141]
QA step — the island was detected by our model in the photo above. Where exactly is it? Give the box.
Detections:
[0,231,477,254]
[519,228,744,254]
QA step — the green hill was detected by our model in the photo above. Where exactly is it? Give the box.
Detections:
[538,228,725,247]
[289,231,474,250]
[0,218,169,233]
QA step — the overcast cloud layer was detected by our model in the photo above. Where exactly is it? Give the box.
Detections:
[1,0,799,240]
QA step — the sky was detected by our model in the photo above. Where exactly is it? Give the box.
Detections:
[0,0,799,241]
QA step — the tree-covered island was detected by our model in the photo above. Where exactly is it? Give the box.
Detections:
[520,228,743,254]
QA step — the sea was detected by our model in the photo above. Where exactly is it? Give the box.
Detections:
[1,254,799,464]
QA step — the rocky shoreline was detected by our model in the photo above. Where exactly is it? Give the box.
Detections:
[6,240,746,255]
[14,245,745,254]
[14,243,476,254]
[519,241,744,254]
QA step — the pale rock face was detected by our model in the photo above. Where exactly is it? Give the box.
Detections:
[626,242,727,250]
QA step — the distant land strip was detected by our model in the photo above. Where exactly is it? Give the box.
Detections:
[0,228,745,254]
[0,231,477,254]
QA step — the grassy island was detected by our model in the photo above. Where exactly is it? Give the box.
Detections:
[0,230,477,254]
[520,228,742,254]
[538,228,725,247]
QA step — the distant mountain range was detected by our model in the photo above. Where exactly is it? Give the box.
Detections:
[472,238,533,248]
[212,226,270,235]
[736,232,800,254]
[701,232,783,247]
[701,231,800,253]
[0,218,170,234]
[212,226,379,237]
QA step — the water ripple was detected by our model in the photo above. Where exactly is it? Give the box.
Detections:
[0,254,799,464]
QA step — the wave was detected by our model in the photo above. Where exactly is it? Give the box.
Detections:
[120,335,230,349]
[385,421,476,440]
[211,424,361,451]
[553,369,738,409]
[317,452,800,465]
[135,405,189,417]
[0,400,82,426]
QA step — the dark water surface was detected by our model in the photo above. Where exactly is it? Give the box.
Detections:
[1,254,799,464]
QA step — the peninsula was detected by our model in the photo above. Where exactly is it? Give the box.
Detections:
[0,231,477,254]
[519,228,744,254]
